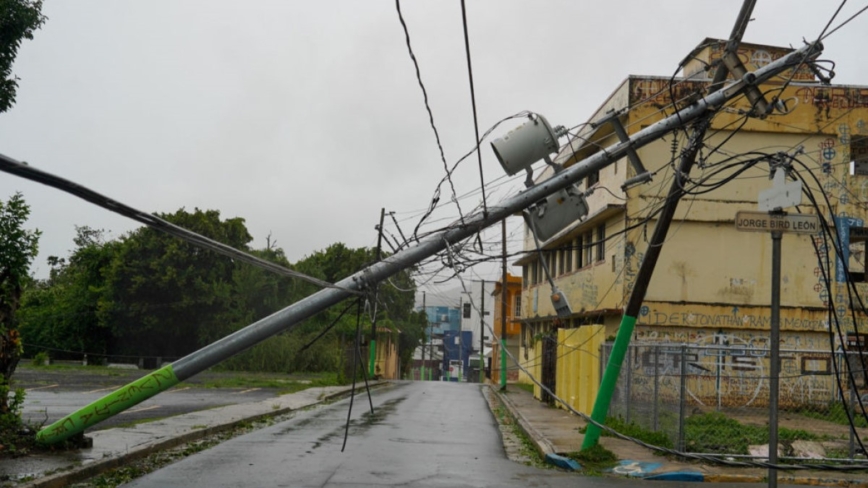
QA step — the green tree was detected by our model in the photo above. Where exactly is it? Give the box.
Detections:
[0,192,39,413]
[18,227,116,360]
[98,208,252,358]
[0,0,46,113]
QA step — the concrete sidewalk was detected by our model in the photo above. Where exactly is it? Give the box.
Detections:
[6,383,380,488]
[494,385,868,485]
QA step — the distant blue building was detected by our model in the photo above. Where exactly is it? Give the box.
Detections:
[442,330,473,381]
[420,305,460,336]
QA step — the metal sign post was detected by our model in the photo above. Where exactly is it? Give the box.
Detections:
[735,179,817,487]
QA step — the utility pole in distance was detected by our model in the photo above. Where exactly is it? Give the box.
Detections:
[500,219,508,390]
[479,280,485,383]
[421,291,426,381]
[370,207,386,378]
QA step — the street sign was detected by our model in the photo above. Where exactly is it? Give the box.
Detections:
[735,211,819,234]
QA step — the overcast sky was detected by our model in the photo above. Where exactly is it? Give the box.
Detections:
[1,1,866,305]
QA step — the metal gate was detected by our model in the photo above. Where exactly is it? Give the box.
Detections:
[541,334,558,405]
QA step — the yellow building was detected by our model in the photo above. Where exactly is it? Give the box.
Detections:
[490,273,522,384]
[516,39,868,412]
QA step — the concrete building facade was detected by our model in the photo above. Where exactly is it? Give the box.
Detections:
[515,39,868,410]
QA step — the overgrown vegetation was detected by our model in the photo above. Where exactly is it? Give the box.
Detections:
[0,193,41,457]
[684,412,820,454]
[0,385,32,456]
[198,372,339,395]
[579,415,673,449]
[798,402,868,429]
[16,214,426,378]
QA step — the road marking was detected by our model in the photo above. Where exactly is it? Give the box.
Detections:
[122,405,161,415]
[165,387,191,394]
[27,384,59,391]
[85,386,121,394]
[233,388,261,395]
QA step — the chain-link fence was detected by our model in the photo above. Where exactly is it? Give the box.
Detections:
[603,342,868,463]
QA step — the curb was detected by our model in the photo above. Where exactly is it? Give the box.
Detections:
[491,387,556,458]
[491,388,868,485]
[20,382,387,488]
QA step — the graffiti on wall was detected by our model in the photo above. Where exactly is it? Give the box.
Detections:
[636,307,831,332]
[794,87,868,112]
[630,79,707,108]
[623,242,643,301]
[625,328,836,409]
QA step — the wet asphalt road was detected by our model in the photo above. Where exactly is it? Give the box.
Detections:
[122,381,793,488]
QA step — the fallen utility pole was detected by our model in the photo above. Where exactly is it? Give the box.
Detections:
[36,41,822,444]
[581,0,759,451]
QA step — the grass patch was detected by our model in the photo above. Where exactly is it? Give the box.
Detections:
[798,402,868,429]
[566,444,618,474]
[579,416,673,449]
[196,372,339,395]
[490,399,548,469]
[514,383,534,395]
[684,412,820,455]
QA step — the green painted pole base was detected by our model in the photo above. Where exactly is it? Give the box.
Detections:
[582,315,637,450]
[368,339,376,378]
[37,364,180,445]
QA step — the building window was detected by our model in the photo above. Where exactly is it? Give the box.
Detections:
[596,224,605,262]
[531,262,539,285]
[514,293,522,317]
[584,231,593,265]
[849,227,867,281]
[850,136,868,175]
[557,248,566,275]
[565,243,573,272]
[522,265,528,289]
[576,235,584,268]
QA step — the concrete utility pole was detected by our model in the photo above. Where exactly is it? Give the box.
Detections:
[370,207,386,378]
[421,291,426,381]
[479,279,485,383]
[37,42,821,444]
[500,219,508,390]
[582,0,759,450]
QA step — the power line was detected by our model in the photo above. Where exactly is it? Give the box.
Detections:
[0,153,360,296]
[459,0,487,219]
[394,0,466,240]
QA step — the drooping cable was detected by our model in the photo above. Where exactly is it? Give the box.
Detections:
[395,0,465,239]
[342,299,364,452]
[459,0,487,219]
[821,3,868,40]
[0,153,361,296]
[299,299,359,352]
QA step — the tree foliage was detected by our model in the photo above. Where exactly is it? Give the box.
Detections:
[0,192,39,413]
[18,227,115,359]
[17,208,424,378]
[98,208,252,358]
[0,0,46,113]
